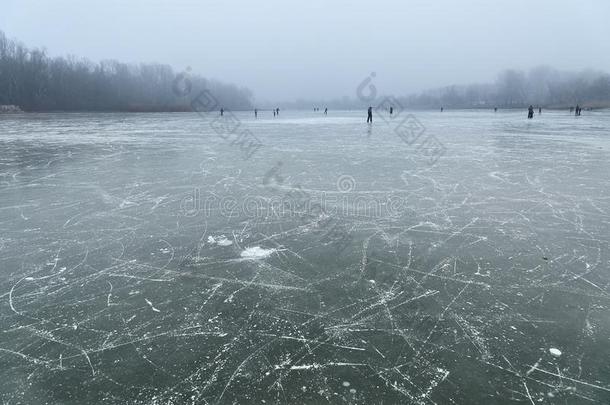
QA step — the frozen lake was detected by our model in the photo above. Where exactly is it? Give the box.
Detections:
[1,109,610,403]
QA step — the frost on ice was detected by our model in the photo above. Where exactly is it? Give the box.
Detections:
[1,111,610,403]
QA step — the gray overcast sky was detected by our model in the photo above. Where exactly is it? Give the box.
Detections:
[2,0,610,102]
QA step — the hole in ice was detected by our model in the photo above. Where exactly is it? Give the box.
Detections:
[240,246,276,260]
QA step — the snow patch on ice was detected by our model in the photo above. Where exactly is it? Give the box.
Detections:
[216,237,233,247]
[207,235,233,246]
[240,246,276,260]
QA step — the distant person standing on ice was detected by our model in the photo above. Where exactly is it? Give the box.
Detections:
[276,108,280,116]
[324,108,328,115]
[254,108,258,118]
[390,106,393,115]
[440,107,444,112]
[220,108,224,116]
[273,109,276,117]
[367,106,373,123]
[527,105,534,119]
[538,107,542,114]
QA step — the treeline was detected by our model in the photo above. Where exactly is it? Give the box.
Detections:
[0,30,253,112]
[398,67,610,109]
[285,67,610,110]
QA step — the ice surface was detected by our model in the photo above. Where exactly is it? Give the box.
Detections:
[1,109,610,403]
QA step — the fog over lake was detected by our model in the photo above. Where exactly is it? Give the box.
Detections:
[3,0,610,101]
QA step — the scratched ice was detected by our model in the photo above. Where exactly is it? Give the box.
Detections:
[1,110,610,404]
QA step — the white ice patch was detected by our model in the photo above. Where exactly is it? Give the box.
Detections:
[216,237,233,246]
[207,235,233,246]
[240,246,276,260]
[549,348,562,358]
